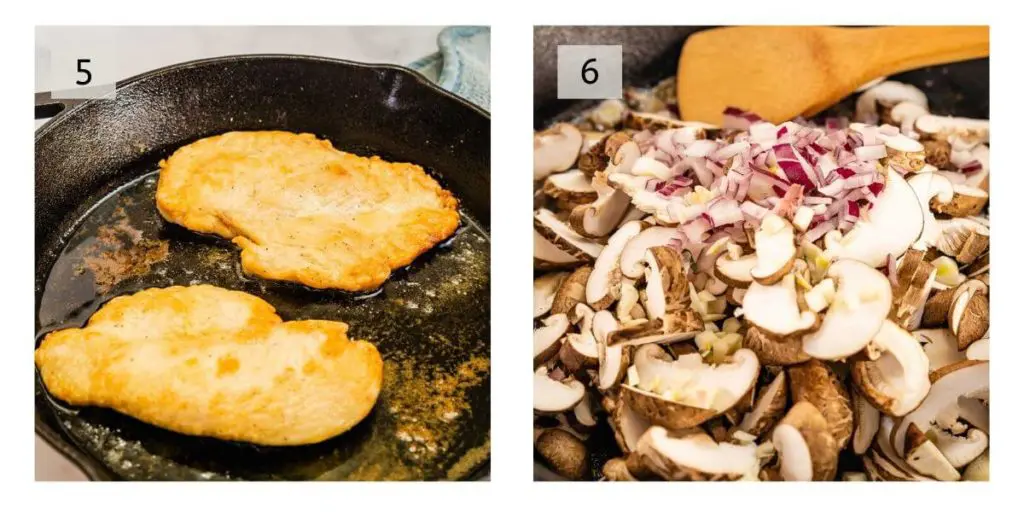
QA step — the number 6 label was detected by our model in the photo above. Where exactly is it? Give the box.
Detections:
[557,45,622,100]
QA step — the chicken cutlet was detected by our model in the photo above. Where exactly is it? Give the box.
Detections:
[156,131,460,291]
[35,285,383,446]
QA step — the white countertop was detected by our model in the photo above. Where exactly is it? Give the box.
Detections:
[34,26,443,481]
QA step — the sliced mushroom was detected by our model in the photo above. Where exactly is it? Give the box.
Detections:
[965,337,988,361]
[543,169,597,210]
[851,391,880,455]
[889,249,936,331]
[586,220,644,309]
[922,139,953,170]
[931,185,988,218]
[601,457,638,481]
[535,208,604,263]
[534,367,586,414]
[934,218,989,265]
[830,167,923,268]
[608,310,704,347]
[736,370,787,438]
[932,427,987,469]
[888,101,930,136]
[578,131,633,177]
[772,401,839,481]
[535,428,590,480]
[619,226,681,279]
[559,331,600,374]
[594,310,627,391]
[915,328,965,371]
[534,272,569,318]
[789,360,854,450]
[622,348,759,429]
[882,133,926,173]
[906,171,954,248]
[948,280,989,350]
[921,286,955,328]
[855,81,927,125]
[904,423,960,481]
[891,360,988,457]
[851,320,931,417]
[743,275,818,337]
[609,396,652,454]
[570,189,632,238]
[960,450,989,481]
[534,123,583,181]
[711,253,755,290]
[550,265,591,316]
[635,427,758,481]
[642,247,689,321]
[534,314,570,366]
[914,115,989,143]
[874,416,936,481]
[750,214,796,285]
[802,260,893,360]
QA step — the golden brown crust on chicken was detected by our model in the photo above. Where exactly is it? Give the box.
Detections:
[156,131,460,291]
[34,285,383,446]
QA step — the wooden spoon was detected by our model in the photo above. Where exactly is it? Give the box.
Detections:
[677,26,989,124]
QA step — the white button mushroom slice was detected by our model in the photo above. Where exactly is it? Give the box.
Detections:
[572,393,598,428]
[802,260,892,360]
[883,133,927,172]
[855,81,927,125]
[831,167,924,268]
[907,171,954,248]
[772,401,839,481]
[534,123,584,181]
[874,416,936,481]
[586,220,644,309]
[534,230,583,266]
[619,226,681,279]
[788,360,855,450]
[569,189,632,238]
[904,423,961,481]
[914,328,966,371]
[914,115,989,144]
[609,398,652,454]
[965,337,988,361]
[889,101,930,136]
[736,370,787,438]
[622,348,759,429]
[533,367,586,414]
[961,449,989,481]
[594,310,627,392]
[534,313,570,366]
[934,218,989,265]
[534,208,604,262]
[957,396,989,435]
[559,331,600,373]
[851,392,880,455]
[534,272,570,318]
[636,427,758,481]
[605,140,642,175]
[743,275,817,337]
[642,247,688,321]
[931,427,987,469]
[542,169,597,209]
[851,320,931,417]
[750,214,797,285]
[891,360,989,457]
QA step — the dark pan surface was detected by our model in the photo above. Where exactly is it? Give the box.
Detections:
[36,55,490,481]
[533,26,988,481]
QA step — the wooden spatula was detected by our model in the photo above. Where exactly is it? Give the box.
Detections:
[677,26,989,124]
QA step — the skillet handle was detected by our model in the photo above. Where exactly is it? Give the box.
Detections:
[35,92,87,120]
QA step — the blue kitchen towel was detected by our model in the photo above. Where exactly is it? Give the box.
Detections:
[409,26,489,111]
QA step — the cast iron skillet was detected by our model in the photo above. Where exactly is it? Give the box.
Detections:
[36,55,490,481]
[533,26,989,480]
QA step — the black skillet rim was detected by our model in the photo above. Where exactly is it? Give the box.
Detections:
[34,54,491,481]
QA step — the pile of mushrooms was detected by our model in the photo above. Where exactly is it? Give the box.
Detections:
[533,80,990,481]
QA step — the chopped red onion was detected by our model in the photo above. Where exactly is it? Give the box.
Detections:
[685,139,719,158]
[723,107,763,130]
[804,218,837,242]
[740,200,770,221]
[802,196,833,205]
[706,197,744,227]
[867,181,885,196]
[680,216,712,242]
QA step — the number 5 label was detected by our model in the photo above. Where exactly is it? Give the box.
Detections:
[39,27,117,100]
[557,45,622,100]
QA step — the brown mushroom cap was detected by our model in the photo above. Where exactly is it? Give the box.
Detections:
[743,325,811,366]
[788,360,855,450]
[536,428,590,480]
